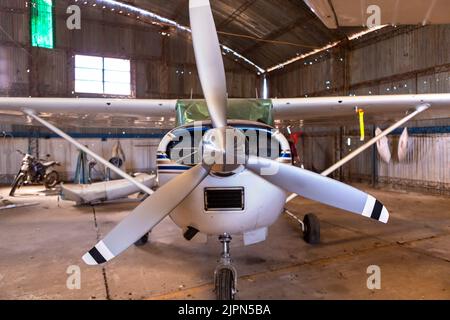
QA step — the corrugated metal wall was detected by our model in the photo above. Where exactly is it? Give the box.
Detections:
[297,127,450,194]
[269,56,344,98]
[270,25,450,98]
[350,26,450,85]
[270,25,450,193]
[0,137,160,184]
[0,1,259,183]
[377,133,450,194]
[0,0,258,98]
[1,2,449,193]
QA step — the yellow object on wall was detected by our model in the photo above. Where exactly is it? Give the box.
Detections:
[358,109,365,141]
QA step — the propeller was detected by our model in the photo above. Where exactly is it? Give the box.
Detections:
[82,163,210,265]
[246,156,389,223]
[190,0,228,129]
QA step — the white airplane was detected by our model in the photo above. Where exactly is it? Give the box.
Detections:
[0,0,449,300]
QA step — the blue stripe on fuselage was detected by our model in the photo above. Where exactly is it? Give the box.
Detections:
[157,166,191,170]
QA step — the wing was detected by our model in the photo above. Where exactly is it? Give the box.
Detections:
[0,97,177,128]
[272,94,450,124]
[304,0,450,29]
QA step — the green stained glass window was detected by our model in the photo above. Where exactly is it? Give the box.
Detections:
[30,0,54,49]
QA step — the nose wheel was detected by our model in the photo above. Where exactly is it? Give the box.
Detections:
[214,233,237,300]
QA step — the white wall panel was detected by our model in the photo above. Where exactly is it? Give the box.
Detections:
[378,134,450,192]
[0,138,28,183]
[0,137,160,183]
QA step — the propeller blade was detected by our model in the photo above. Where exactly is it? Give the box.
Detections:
[82,163,210,265]
[246,156,389,223]
[190,0,228,128]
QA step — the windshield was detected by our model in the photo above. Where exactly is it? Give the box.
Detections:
[175,99,273,127]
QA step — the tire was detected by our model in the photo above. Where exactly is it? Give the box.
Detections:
[216,268,235,300]
[134,233,149,246]
[44,171,60,189]
[9,173,25,196]
[303,213,320,244]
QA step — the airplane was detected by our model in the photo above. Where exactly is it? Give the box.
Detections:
[0,0,450,300]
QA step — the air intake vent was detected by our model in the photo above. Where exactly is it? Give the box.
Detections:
[204,188,244,211]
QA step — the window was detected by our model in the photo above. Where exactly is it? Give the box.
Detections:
[74,55,131,96]
[30,0,54,49]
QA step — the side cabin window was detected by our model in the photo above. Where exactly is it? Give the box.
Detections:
[166,125,282,165]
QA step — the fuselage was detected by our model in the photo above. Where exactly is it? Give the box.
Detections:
[156,120,292,242]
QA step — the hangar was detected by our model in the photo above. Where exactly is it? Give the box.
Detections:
[0,0,449,300]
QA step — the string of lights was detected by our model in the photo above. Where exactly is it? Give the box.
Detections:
[84,0,266,74]
[266,25,388,73]
[217,31,318,49]
[53,1,389,75]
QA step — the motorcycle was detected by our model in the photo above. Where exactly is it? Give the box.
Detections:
[9,150,61,196]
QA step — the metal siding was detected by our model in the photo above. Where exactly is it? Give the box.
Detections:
[34,49,68,96]
[0,137,160,183]
[0,138,28,183]
[0,0,257,100]
[0,46,29,96]
[0,9,28,44]
[270,56,343,98]
[350,26,450,85]
[295,124,450,194]
[377,134,450,193]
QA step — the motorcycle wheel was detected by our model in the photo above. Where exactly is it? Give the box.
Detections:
[44,171,60,189]
[9,173,25,196]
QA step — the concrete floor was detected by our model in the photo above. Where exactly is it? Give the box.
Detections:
[0,184,449,300]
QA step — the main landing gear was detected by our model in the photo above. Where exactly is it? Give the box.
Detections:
[134,231,150,246]
[285,210,321,244]
[214,233,237,300]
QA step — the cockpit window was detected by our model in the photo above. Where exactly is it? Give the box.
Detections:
[166,125,282,165]
[176,99,274,127]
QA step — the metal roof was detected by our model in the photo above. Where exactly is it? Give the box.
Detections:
[126,0,361,70]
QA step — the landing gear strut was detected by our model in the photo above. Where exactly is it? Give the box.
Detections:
[214,233,237,300]
[285,210,320,244]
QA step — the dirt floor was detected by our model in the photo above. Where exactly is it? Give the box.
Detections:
[0,184,448,300]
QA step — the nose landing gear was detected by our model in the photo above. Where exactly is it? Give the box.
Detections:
[214,233,237,300]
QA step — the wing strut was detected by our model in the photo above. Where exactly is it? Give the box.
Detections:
[285,104,430,204]
[23,109,154,195]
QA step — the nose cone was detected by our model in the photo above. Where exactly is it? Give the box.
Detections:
[201,127,247,174]
[202,127,227,156]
